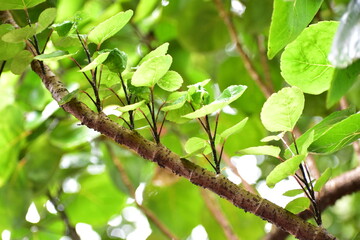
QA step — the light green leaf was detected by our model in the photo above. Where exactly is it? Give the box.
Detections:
[183,85,247,119]
[2,25,36,43]
[88,10,133,46]
[10,50,33,75]
[237,145,281,158]
[132,55,173,87]
[157,70,183,92]
[285,197,311,214]
[36,8,57,33]
[261,132,285,142]
[327,60,360,108]
[283,189,303,197]
[0,24,25,60]
[308,113,360,153]
[51,21,75,37]
[133,0,158,23]
[260,87,304,132]
[34,50,77,61]
[59,89,80,105]
[220,117,248,140]
[0,0,45,10]
[80,52,110,72]
[139,42,169,65]
[162,92,188,112]
[266,155,305,188]
[117,100,145,112]
[280,21,338,94]
[103,48,127,73]
[184,137,208,156]
[314,168,332,192]
[267,0,323,59]
[299,130,315,155]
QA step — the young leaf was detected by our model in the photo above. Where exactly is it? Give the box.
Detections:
[157,70,183,92]
[162,91,188,112]
[184,137,208,155]
[260,87,304,132]
[103,48,127,73]
[117,100,145,112]
[34,50,77,61]
[59,89,80,105]
[80,52,110,72]
[10,50,33,75]
[328,0,360,68]
[0,24,25,60]
[280,21,338,94]
[0,0,45,10]
[183,85,247,119]
[133,0,158,23]
[283,189,303,197]
[261,132,285,142]
[139,42,169,65]
[51,21,75,37]
[266,155,305,188]
[220,117,248,140]
[308,113,360,153]
[88,10,133,46]
[132,55,173,88]
[237,145,281,158]
[298,130,315,155]
[267,0,323,59]
[314,168,332,192]
[285,197,311,214]
[2,25,36,43]
[36,8,57,33]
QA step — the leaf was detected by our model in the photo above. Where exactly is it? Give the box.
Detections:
[220,117,248,140]
[10,50,33,75]
[132,55,173,88]
[280,21,338,94]
[285,197,311,214]
[314,168,332,192]
[157,70,183,92]
[2,25,36,43]
[34,50,77,61]
[266,155,305,188]
[0,24,25,60]
[117,100,145,112]
[133,0,158,23]
[299,130,315,155]
[0,105,25,187]
[36,8,57,33]
[0,0,45,10]
[184,137,208,156]
[88,10,133,46]
[326,60,360,108]
[51,21,75,37]
[260,87,304,132]
[237,145,281,158]
[58,89,80,105]
[328,0,360,68]
[283,189,303,197]
[261,132,285,142]
[308,113,360,153]
[183,85,247,119]
[139,42,169,65]
[103,48,127,73]
[80,52,110,72]
[162,91,188,112]
[267,0,323,59]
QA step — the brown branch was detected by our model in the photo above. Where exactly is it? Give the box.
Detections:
[201,190,239,240]
[213,0,272,98]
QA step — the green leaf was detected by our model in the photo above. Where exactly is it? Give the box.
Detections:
[139,42,169,65]
[237,145,281,158]
[314,168,332,192]
[285,197,311,214]
[267,0,323,58]
[261,132,285,142]
[283,189,303,197]
[157,70,183,92]
[308,113,360,153]
[2,25,36,43]
[162,91,188,112]
[327,60,360,108]
[0,24,25,60]
[80,52,110,72]
[58,89,80,105]
[36,8,57,33]
[328,0,360,68]
[0,0,45,10]
[88,10,133,46]
[117,100,145,112]
[184,137,208,156]
[266,155,305,188]
[132,55,173,88]
[260,87,304,132]
[183,85,247,119]
[0,105,25,187]
[280,21,338,94]
[103,48,127,73]
[51,21,75,37]
[10,50,33,75]
[220,117,248,140]
[133,0,158,23]
[299,130,315,155]
[34,50,77,61]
